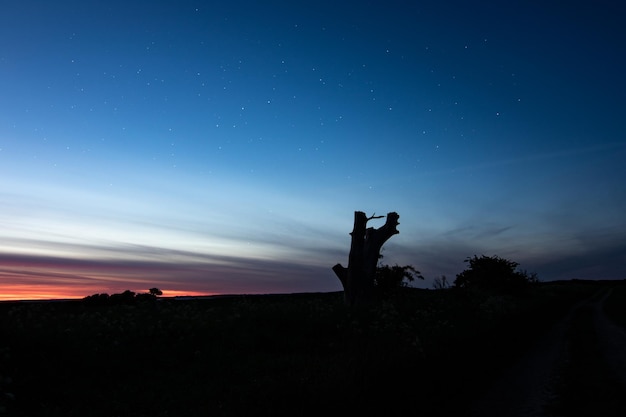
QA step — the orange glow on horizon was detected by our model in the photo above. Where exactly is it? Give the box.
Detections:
[0,285,218,302]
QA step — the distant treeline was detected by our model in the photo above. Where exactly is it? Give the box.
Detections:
[82,288,162,305]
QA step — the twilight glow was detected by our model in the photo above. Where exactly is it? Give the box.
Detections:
[1,0,625,300]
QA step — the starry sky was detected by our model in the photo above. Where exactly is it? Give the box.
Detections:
[1,0,625,300]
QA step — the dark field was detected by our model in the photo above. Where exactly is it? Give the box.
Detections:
[1,280,625,416]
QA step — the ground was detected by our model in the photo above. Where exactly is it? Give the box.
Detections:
[467,287,626,417]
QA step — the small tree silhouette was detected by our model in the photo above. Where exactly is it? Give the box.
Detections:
[432,275,450,290]
[148,288,163,297]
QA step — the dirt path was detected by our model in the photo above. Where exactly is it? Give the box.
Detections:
[466,288,626,417]
[592,289,626,388]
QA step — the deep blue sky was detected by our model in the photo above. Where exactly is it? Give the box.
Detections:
[1,0,625,299]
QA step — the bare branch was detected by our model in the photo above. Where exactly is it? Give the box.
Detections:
[332,263,347,288]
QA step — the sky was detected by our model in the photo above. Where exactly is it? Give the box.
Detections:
[1,0,625,300]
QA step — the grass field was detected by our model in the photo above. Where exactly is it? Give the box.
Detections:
[1,280,624,416]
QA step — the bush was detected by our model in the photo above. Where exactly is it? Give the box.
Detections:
[454,255,538,294]
[374,264,423,296]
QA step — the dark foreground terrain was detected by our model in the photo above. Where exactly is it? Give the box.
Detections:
[1,280,625,416]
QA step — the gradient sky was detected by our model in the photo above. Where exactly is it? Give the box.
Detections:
[1,0,625,300]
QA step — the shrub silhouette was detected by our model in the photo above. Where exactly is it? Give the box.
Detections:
[374,264,423,296]
[82,293,110,306]
[109,290,136,305]
[454,255,538,294]
[135,293,157,303]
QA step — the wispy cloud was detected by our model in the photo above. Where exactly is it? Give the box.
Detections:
[0,249,341,300]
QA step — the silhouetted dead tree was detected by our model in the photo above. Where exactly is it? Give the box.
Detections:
[333,211,400,307]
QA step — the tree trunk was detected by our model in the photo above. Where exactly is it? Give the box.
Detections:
[333,211,400,307]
